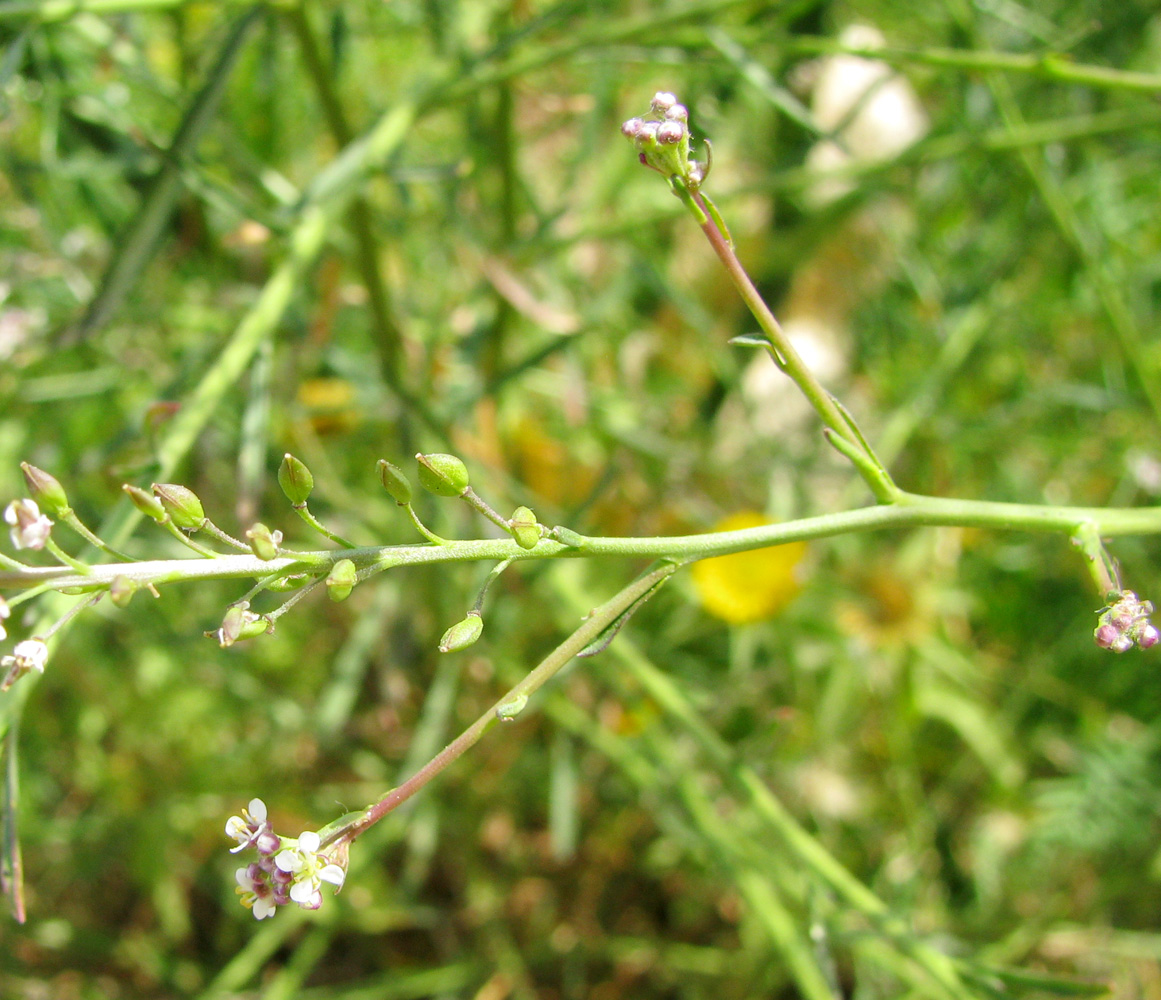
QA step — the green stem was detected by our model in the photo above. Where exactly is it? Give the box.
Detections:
[6,491,1161,592]
[293,505,357,549]
[320,562,678,848]
[684,185,900,504]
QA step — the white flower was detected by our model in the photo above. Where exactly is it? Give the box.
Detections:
[5,499,53,550]
[274,830,346,911]
[0,596,9,642]
[1,638,48,690]
[225,798,274,854]
[235,865,277,920]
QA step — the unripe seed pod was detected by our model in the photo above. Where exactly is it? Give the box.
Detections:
[151,483,206,530]
[416,453,470,497]
[215,604,268,647]
[326,559,358,602]
[109,576,136,608]
[123,484,167,522]
[21,463,70,517]
[439,612,483,653]
[377,459,412,505]
[278,453,314,506]
[509,506,540,550]
[246,522,282,561]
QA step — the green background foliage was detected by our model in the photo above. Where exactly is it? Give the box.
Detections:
[3,0,1161,996]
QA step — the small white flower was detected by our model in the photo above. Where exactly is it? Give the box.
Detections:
[235,865,277,920]
[274,830,347,911]
[1,638,48,690]
[5,499,53,550]
[225,798,272,853]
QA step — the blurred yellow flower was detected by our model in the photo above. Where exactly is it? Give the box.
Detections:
[691,511,807,624]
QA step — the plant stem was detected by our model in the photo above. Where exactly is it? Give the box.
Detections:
[686,186,901,504]
[320,561,678,848]
[6,491,1161,592]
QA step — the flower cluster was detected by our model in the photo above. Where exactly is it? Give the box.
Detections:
[5,498,52,550]
[621,91,705,188]
[226,799,346,919]
[1094,590,1160,653]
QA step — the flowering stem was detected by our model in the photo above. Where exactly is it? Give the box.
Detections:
[5,492,1161,595]
[59,512,134,561]
[319,561,678,849]
[43,539,90,574]
[200,520,250,552]
[683,182,900,505]
[162,521,219,558]
[293,505,357,549]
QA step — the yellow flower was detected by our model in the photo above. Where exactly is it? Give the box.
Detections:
[691,512,807,624]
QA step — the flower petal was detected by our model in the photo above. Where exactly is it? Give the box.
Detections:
[318,864,345,887]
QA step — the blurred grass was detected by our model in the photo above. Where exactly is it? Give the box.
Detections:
[3,0,1161,997]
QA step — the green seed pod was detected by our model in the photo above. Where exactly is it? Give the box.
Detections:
[495,692,528,721]
[109,575,136,608]
[266,574,308,592]
[123,484,167,523]
[438,612,483,653]
[151,483,206,530]
[214,603,269,647]
[278,453,314,506]
[550,525,584,548]
[509,506,540,550]
[246,522,282,561]
[377,459,412,505]
[416,453,470,498]
[20,463,70,517]
[326,558,358,602]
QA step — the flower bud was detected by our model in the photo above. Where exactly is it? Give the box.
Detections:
[438,612,483,653]
[246,522,283,561]
[20,463,70,518]
[377,460,412,505]
[621,116,645,139]
[651,91,678,112]
[665,103,689,122]
[123,484,167,522]
[151,483,206,530]
[1094,623,1118,649]
[508,506,540,550]
[416,453,470,498]
[278,454,314,506]
[656,120,684,145]
[1139,624,1160,649]
[4,499,53,550]
[326,559,357,602]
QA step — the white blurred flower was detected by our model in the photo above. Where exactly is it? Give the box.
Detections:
[1,637,48,690]
[0,596,9,642]
[5,498,53,550]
